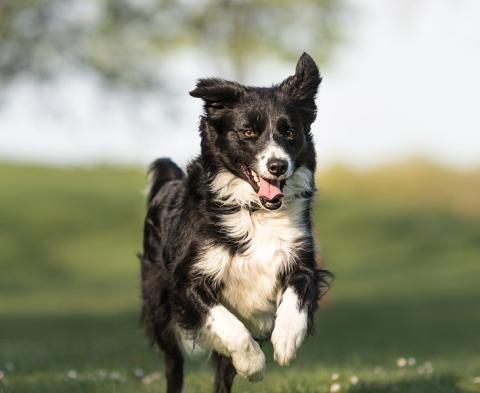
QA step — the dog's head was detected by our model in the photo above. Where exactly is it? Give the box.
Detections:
[190,52,321,210]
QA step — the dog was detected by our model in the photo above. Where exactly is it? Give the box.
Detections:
[140,52,330,393]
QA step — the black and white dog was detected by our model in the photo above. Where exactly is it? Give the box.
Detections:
[140,52,330,393]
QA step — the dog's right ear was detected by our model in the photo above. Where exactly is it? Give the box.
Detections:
[189,78,244,108]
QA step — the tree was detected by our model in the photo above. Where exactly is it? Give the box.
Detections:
[0,0,348,89]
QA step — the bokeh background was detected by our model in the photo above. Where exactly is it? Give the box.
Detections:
[0,1,479,392]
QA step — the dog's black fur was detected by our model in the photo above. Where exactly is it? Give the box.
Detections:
[140,53,330,393]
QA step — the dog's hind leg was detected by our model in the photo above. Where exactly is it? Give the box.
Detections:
[154,327,184,393]
[212,351,237,393]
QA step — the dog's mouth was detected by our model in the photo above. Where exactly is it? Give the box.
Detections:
[241,164,284,210]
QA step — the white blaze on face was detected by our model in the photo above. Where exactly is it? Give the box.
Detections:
[256,141,293,180]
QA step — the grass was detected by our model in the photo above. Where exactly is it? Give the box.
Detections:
[0,161,479,392]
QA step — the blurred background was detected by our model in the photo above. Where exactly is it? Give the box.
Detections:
[0,1,479,392]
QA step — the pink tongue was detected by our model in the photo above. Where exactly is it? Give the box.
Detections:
[257,177,283,201]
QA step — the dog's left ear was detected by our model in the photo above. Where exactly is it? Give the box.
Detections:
[278,52,322,118]
[189,78,244,109]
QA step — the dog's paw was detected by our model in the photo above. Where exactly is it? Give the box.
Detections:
[271,323,306,366]
[271,289,308,366]
[231,338,266,382]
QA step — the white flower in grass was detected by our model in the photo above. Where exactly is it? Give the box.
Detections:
[424,361,434,374]
[142,371,161,385]
[472,376,480,384]
[67,370,78,379]
[133,368,144,378]
[331,372,340,381]
[417,361,434,375]
[350,375,359,385]
[110,371,125,381]
[330,382,341,392]
[396,358,407,368]
[0,371,4,381]
[96,369,107,379]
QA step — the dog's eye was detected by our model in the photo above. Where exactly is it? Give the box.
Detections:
[242,129,257,138]
[285,129,296,140]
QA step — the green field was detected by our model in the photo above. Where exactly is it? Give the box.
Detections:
[1,162,479,393]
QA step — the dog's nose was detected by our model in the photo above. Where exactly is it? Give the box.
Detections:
[267,159,288,177]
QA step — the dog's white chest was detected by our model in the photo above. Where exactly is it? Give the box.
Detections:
[220,241,285,337]
[197,204,307,338]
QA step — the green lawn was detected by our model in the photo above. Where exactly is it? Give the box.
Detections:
[1,163,479,393]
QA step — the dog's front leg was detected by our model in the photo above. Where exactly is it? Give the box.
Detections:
[272,256,320,366]
[271,286,309,366]
[173,280,265,381]
[201,305,265,382]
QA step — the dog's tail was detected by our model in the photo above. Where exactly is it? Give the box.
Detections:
[146,158,184,204]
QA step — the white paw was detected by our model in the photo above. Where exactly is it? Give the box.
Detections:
[271,322,306,366]
[231,338,266,382]
[271,288,308,366]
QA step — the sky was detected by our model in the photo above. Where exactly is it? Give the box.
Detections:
[0,0,479,169]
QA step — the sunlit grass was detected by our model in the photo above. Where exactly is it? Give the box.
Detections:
[318,158,480,216]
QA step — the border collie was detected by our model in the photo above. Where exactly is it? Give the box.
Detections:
[140,52,330,393]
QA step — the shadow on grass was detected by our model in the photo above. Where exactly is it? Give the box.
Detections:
[2,293,480,372]
[1,308,479,392]
[349,374,474,393]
